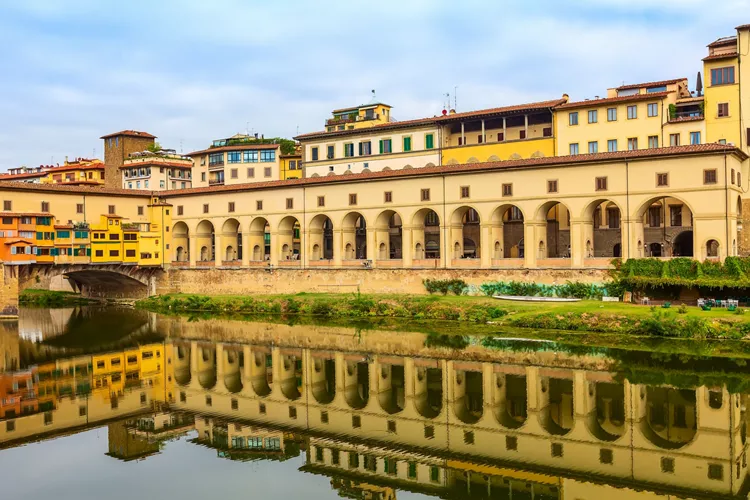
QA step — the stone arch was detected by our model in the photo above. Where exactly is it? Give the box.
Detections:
[375,209,403,260]
[344,360,369,410]
[342,211,367,259]
[221,218,241,263]
[223,348,243,393]
[310,214,334,260]
[705,238,720,258]
[539,376,574,435]
[453,369,483,424]
[311,356,336,404]
[250,350,272,397]
[377,361,405,414]
[533,200,572,259]
[466,157,480,164]
[196,220,215,262]
[174,344,191,386]
[249,217,270,261]
[639,387,697,449]
[492,373,527,428]
[414,366,443,419]
[582,199,624,259]
[634,195,696,258]
[491,204,525,259]
[172,222,189,262]
[412,208,441,260]
[279,353,302,401]
[278,216,301,261]
[585,381,626,442]
[450,206,481,260]
[487,155,501,162]
[197,346,216,390]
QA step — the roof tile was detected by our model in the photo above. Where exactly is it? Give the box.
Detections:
[555,92,670,110]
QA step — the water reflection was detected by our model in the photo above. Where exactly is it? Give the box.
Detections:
[1,310,750,499]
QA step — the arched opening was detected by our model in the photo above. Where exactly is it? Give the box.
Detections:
[344,361,369,410]
[414,367,443,419]
[540,377,574,435]
[278,216,301,262]
[637,197,694,258]
[491,205,525,259]
[248,217,270,262]
[221,218,241,264]
[222,348,243,394]
[412,208,441,261]
[534,201,571,260]
[640,387,697,449]
[450,206,480,261]
[706,239,720,258]
[586,382,625,441]
[197,347,216,389]
[493,373,527,428]
[585,200,622,259]
[374,210,402,260]
[279,354,302,401]
[174,344,191,386]
[196,220,215,262]
[250,350,272,397]
[377,362,405,414]
[309,215,334,262]
[172,222,189,262]
[342,212,367,260]
[454,369,483,424]
[311,356,336,404]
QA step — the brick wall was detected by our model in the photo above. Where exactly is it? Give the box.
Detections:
[739,199,750,256]
[0,265,19,317]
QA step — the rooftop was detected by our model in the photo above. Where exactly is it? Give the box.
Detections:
[556,91,670,110]
[708,36,737,48]
[332,102,392,114]
[187,143,281,156]
[100,130,157,140]
[615,78,686,91]
[703,51,738,61]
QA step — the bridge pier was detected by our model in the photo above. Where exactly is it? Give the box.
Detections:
[0,264,19,318]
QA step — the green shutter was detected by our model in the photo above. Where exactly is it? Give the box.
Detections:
[404,137,411,152]
[426,134,434,149]
[36,232,43,240]
[358,142,363,156]
[379,140,383,154]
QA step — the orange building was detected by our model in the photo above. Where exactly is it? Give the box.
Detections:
[0,212,54,264]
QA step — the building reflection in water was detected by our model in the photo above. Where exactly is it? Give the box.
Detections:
[1,317,750,499]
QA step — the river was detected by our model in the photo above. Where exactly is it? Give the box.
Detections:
[1,306,749,499]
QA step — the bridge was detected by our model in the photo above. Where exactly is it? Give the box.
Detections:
[1,263,163,315]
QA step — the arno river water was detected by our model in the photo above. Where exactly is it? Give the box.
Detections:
[2,307,750,499]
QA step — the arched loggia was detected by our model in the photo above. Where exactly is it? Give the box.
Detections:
[374,210,402,261]
[196,220,215,262]
[412,208,441,262]
[634,196,694,258]
[490,204,525,260]
[221,218,241,264]
[533,201,571,261]
[309,215,334,262]
[172,222,189,263]
[248,217,270,262]
[414,366,443,419]
[344,360,369,410]
[342,212,367,260]
[311,355,336,404]
[583,199,623,259]
[453,368,483,424]
[450,206,480,262]
[278,216,301,262]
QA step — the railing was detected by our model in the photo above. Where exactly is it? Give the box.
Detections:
[209,179,224,186]
[325,114,380,126]
[669,110,704,122]
[208,161,224,170]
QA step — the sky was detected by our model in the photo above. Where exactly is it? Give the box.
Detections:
[0,0,747,171]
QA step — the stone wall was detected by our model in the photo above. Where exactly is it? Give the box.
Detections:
[0,265,19,317]
[739,199,750,256]
[157,267,611,296]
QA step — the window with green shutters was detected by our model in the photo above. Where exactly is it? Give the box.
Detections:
[403,136,412,152]
[379,139,392,154]
[425,133,434,149]
[74,231,88,239]
[56,231,70,239]
[36,232,43,240]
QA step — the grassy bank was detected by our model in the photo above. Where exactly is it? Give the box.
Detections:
[136,292,750,340]
[19,289,95,307]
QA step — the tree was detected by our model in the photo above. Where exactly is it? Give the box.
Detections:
[146,142,162,153]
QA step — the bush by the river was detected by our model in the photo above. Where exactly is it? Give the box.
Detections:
[478,280,610,299]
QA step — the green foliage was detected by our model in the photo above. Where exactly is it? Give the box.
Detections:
[479,280,606,299]
[678,304,688,314]
[19,290,92,306]
[146,142,162,153]
[423,279,468,295]
[310,301,333,316]
[616,257,750,291]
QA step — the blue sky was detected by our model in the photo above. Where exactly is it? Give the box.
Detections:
[0,0,747,170]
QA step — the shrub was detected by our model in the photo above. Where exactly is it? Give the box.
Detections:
[677,304,688,314]
[311,301,333,316]
[423,279,468,295]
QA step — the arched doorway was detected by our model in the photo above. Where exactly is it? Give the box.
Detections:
[221,218,240,264]
[585,200,622,259]
[196,220,215,262]
[491,205,524,259]
[248,217,270,262]
[172,222,189,262]
[278,216,301,262]
[309,215,334,261]
[673,231,694,257]
[374,210,402,261]
[534,201,571,260]
[342,212,367,260]
[450,206,480,261]
[412,208,441,262]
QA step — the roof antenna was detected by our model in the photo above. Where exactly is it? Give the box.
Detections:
[453,86,458,111]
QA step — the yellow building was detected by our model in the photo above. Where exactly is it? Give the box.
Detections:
[90,214,125,264]
[325,98,393,132]
[0,158,106,186]
[279,153,303,180]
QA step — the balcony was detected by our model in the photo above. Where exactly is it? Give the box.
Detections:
[668,109,704,123]
[208,161,224,170]
[209,178,224,186]
[325,114,380,127]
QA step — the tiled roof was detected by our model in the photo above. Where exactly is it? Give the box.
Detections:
[0,181,151,197]
[555,91,670,110]
[0,172,47,180]
[332,102,391,113]
[433,99,565,122]
[615,78,686,91]
[702,52,738,61]
[0,212,53,217]
[100,130,156,139]
[737,24,750,31]
[668,115,705,123]
[187,144,281,156]
[162,143,745,198]
[3,239,34,245]
[121,160,193,169]
[294,117,437,141]
[708,36,737,48]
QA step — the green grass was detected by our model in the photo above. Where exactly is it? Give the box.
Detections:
[19,289,94,306]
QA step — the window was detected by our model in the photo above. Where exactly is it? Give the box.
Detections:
[230,168,238,179]
[260,150,275,162]
[690,131,701,145]
[349,193,357,205]
[256,200,263,210]
[657,173,669,186]
[518,130,525,140]
[109,233,119,241]
[497,132,504,141]
[711,66,735,86]
[384,191,392,203]
[76,203,84,214]
[41,201,49,212]
[704,169,717,184]
[317,196,325,207]
[588,141,598,154]
[320,411,329,424]
[425,133,434,149]
[6,420,15,432]
[569,112,579,125]
[661,457,675,473]
[203,204,209,213]
[387,420,397,433]
[286,198,293,209]
[95,250,103,257]
[358,141,372,156]
[424,425,435,438]
[289,406,297,419]
[543,127,552,137]
[421,189,430,201]
[136,206,144,216]
[628,137,638,150]
[228,202,235,212]
[607,107,617,121]
[344,143,354,157]
[595,176,608,191]
[247,167,255,178]
[352,415,361,428]
[648,135,659,148]
[403,136,412,152]
[600,449,613,465]
[227,151,241,163]
[647,103,658,117]
[607,139,618,152]
[259,402,266,414]
[649,206,662,228]
[430,466,440,483]
[627,105,637,119]
[126,249,136,257]
[243,150,258,162]
[201,172,206,182]
[460,186,470,198]
[588,109,598,123]
[670,205,683,227]
[669,133,680,146]
[264,167,272,177]
[506,436,518,451]
[177,206,184,216]
[108,205,116,214]
[326,145,334,159]
[209,152,223,166]
[502,183,513,197]
[380,139,392,153]
[718,103,729,117]
[2,200,10,211]
[569,143,579,155]
[548,180,558,193]
[109,250,119,257]
[408,462,417,479]
[551,443,564,458]
[311,147,319,161]
[464,430,475,444]
[708,464,724,481]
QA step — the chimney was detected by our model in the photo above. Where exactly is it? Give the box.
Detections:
[562,93,570,102]
[449,109,456,115]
